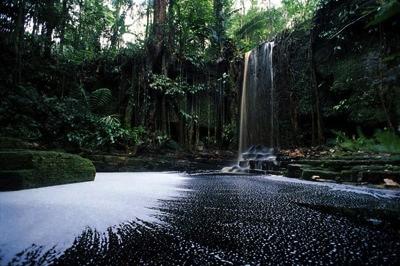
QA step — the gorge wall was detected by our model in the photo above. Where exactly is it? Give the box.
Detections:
[266,0,400,148]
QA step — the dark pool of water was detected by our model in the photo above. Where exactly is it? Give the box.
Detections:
[1,172,400,265]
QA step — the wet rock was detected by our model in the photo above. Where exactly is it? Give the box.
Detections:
[283,154,400,186]
[384,179,400,188]
[239,160,249,168]
[339,170,359,182]
[0,150,95,191]
[311,175,320,180]
[287,164,306,179]
[297,158,400,170]
[358,171,400,184]
[301,169,340,180]
[163,140,182,151]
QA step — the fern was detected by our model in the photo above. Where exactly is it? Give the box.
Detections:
[99,115,120,128]
[90,88,112,115]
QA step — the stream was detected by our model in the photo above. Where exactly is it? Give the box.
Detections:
[1,172,399,265]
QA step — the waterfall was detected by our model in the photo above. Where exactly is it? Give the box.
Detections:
[238,42,276,161]
[238,51,251,160]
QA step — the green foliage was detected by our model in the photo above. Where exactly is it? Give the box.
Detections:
[7,0,396,152]
[150,74,206,97]
[324,48,399,126]
[374,130,400,153]
[331,57,364,93]
[367,0,400,26]
[172,0,214,64]
[0,85,44,139]
[150,74,186,97]
[154,131,169,146]
[282,0,320,23]
[69,85,89,104]
[90,88,113,115]
[222,122,236,146]
[334,129,400,154]
[228,0,320,51]
[179,110,199,124]
[61,109,146,151]
[0,85,146,151]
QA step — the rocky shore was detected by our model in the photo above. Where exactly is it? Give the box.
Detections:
[83,150,236,172]
[1,137,399,190]
[240,147,400,189]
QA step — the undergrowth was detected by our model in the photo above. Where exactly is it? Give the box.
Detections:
[334,128,400,154]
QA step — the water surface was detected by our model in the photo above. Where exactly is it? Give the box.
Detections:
[1,172,399,265]
[0,172,186,263]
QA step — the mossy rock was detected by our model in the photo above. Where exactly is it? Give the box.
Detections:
[0,150,96,191]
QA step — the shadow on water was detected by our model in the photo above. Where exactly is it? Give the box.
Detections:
[2,173,400,265]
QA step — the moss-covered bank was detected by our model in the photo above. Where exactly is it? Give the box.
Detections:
[84,151,236,172]
[0,150,95,191]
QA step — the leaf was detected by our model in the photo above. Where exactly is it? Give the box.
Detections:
[90,88,113,115]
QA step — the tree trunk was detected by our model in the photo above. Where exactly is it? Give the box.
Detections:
[59,0,69,54]
[378,24,394,131]
[151,0,168,66]
[44,1,56,57]
[14,0,25,84]
[207,74,211,143]
[110,1,122,49]
[145,0,151,39]
[309,31,324,144]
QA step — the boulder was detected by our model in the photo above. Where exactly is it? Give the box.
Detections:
[301,169,340,180]
[357,171,400,184]
[287,164,308,179]
[0,150,95,191]
[163,140,182,151]
[383,179,400,188]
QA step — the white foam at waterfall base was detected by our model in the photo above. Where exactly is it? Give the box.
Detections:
[0,172,186,262]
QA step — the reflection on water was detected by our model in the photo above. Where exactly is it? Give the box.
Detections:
[0,172,186,263]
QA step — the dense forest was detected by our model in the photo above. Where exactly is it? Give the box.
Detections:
[1,0,399,155]
[1,2,400,263]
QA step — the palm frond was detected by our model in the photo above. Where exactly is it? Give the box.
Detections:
[90,88,113,115]
[235,12,269,38]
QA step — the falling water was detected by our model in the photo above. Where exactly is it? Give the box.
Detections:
[238,51,251,160]
[238,42,276,160]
